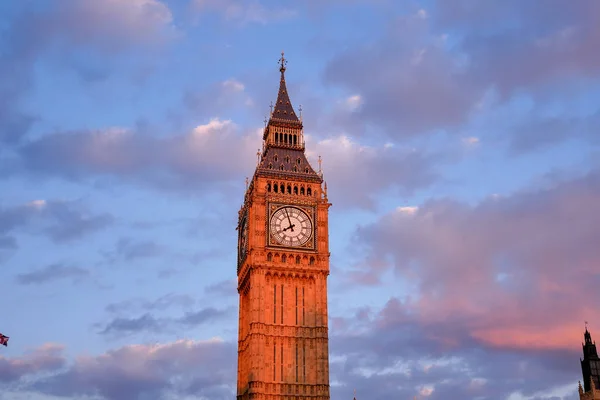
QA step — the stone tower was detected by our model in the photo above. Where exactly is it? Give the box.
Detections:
[236,53,331,400]
[579,326,600,400]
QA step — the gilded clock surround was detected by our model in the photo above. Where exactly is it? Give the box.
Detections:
[236,53,331,400]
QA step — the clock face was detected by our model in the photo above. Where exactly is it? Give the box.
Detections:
[238,213,248,262]
[270,206,313,247]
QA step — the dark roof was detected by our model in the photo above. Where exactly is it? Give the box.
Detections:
[270,56,301,125]
[256,147,321,182]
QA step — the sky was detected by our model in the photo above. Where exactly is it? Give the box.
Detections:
[0,0,599,399]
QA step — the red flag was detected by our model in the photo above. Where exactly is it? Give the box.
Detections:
[0,334,8,347]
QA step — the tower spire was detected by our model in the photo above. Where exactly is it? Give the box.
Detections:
[269,51,300,123]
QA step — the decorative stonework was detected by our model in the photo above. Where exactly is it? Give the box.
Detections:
[236,54,331,400]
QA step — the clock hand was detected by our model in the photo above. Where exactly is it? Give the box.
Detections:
[282,224,296,232]
[284,208,294,232]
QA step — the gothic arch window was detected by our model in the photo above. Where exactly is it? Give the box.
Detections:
[280,165,285,171]
[293,135,297,145]
[268,163,273,169]
[286,156,290,163]
[309,257,315,265]
[300,187,305,195]
[273,184,278,193]
[294,186,298,195]
[295,256,300,264]
[267,183,271,192]
[275,133,279,143]
[307,187,312,197]
[267,253,273,261]
[280,183,284,193]
[287,185,291,194]
[284,133,288,144]
[304,167,309,173]
[282,255,287,263]
[274,155,278,162]
[297,158,301,165]
[293,166,298,172]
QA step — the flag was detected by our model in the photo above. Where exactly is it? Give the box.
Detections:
[0,333,8,347]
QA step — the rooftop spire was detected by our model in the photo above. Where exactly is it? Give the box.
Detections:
[585,326,593,345]
[270,51,300,123]
[279,51,287,73]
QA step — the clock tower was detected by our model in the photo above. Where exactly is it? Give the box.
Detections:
[579,326,600,400]
[236,53,331,400]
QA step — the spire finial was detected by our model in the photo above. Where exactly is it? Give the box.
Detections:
[256,149,261,165]
[318,155,323,175]
[299,104,303,121]
[586,320,589,331]
[279,51,287,73]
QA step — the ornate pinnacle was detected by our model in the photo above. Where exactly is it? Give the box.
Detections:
[318,155,323,176]
[279,51,287,73]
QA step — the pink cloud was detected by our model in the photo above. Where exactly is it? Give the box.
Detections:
[0,339,235,400]
[17,119,259,192]
[352,168,600,351]
[0,343,66,382]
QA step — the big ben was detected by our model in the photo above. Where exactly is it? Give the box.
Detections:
[236,53,331,400]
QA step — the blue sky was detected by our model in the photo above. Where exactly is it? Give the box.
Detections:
[1,1,600,399]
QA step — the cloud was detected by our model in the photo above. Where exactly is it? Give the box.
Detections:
[179,307,232,326]
[0,235,17,250]
[97,307,232,336]
[506,111,600,155]
[322,0,600,155]
[0,199,114,243]
[323,10,480,138]
[16,263,90,285]
[461,136,480,147]
[310,135,441,209]
[348,167,600,352]
[327,299,580,400]
[204,279,237,297]
[191,0,296,25]
[106,293,196,314]
[0,0,176,143]
[103,237,165,263]
[2,339,235,400]
[15,119,259,193]
[183,78,254,119]
[99,313,164,336]
[50,0,177,52]
[0,343,66,383]
[434,0,600,96]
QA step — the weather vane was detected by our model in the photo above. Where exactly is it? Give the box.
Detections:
[279,51,287,72]
[585,320,589,330]
[299,104,303,121]
[269,101,273,116]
